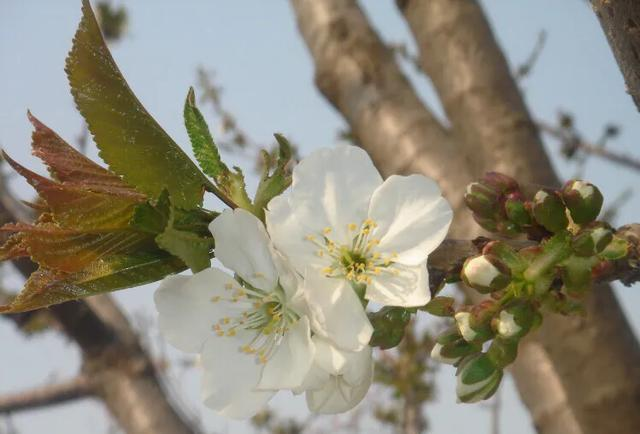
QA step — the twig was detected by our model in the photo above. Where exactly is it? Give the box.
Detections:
[514,31,547,81]
[538,120,640,171]
[0,375,93,414]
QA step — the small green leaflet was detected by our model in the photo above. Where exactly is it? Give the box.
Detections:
[66,0,209,209]
[253,133,293,219]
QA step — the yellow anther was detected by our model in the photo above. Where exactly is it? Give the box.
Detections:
[322,267,333,275]
[373,267,381,275]
[372,252,381,259]
[348,223,357,231]
[305,234,316,241]
[366,276,372,284]
[210,296,221,303]
[227,329,236,337]
[222,317,230,324]
[216,330,224,337]
[224,283,234,290]
[317,250,324,257]
[259,355,268,364]
[323,227,332,234]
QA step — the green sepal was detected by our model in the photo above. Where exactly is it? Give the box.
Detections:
[421,296,455,317]
[368,306,412,349]
[598,235,630,260]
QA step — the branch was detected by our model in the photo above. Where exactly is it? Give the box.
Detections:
[538,120,640,171]
[0,376,93,414]
[396,0,558,185]
[590,0,640,111]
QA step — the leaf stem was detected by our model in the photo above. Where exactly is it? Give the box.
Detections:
[204,181,238,209]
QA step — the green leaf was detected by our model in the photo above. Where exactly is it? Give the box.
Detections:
[183,88,253,211]
[155,203,213,273]
[184,87,228,179]
[253,133,294,218]
[66,0,207,209]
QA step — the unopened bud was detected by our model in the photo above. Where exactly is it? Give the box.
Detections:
[454,304,495,344]
[456,353,502,403]
[532,189,568,232]
[432,327,480,365]
[481,172,519,194]
[461,255,511,294]
[571,224,613,257]
[504,193,531,227]
[492,302,537,340]
[464,182,498,219]
[487,337,518,367]
[562,180,603,224]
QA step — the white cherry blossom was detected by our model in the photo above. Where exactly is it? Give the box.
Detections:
[154,209,314,419]
[295,336,374,414]
[266,146,452,347]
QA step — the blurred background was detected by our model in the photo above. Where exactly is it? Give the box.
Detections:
[1,1,639,433]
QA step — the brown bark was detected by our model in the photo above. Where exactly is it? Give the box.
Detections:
[290,1,640,433]
[1,184,199,434]
[591,0,640,111]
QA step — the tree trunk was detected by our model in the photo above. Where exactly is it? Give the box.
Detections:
[290,1,640,433]
[591,0,640,111]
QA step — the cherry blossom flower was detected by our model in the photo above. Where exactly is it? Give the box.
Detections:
[266,146,452,348]
[154,209,315,419]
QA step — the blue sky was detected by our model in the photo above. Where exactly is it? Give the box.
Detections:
[1,1,639,433]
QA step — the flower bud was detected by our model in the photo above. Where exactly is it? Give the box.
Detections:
[456,353,503,403]
[571,224,613,257]
[492,302,537,340]
[487,337,518,367]
[562,180,603,224]
[481,172,519,194]
[432,327,480,365]
[504,193,531,227]
[464,182,498,219]
[532,189,568,233]
[454,304,495,344]
[461,254,511,294]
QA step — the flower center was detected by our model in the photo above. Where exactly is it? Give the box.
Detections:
[305,218,399,284]
[210,277,298,364]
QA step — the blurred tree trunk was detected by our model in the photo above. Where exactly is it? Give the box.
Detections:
[289,0,640,433]
[591,0,640,111]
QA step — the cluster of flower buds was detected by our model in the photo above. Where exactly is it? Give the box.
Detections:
[431,297,541,403]
[429,174,633,404]
[464,172,530,237]
[465,173,607,240]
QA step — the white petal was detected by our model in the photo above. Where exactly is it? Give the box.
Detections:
[290,146,383,244]
[306,347,373,414]
[341,345,374,387]
[201,332,275,419]
[369,174,452,266]
[313,336,349,375]
[266,194,327,275]
[257,317,315,390]
[154,269,243,353]
[293,364,330,394]
[209,208,278,290]
[303,272,373,351]
[365,261,430,307]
